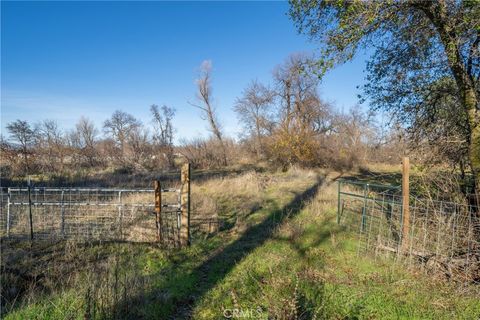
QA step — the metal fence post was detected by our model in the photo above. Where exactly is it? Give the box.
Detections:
[401,157,410,252]
[6,189,11,237]
[60,190,65,237]
[180,163,191,247]
[337,181,341,224]
[361,184,368,232]
[28,179,34,241]
[118,191,123,240]
[154,180,162,243]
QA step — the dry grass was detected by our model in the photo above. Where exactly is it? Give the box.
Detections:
[191,172,479,319]
[4,166,478,319]
[1,167,321,319]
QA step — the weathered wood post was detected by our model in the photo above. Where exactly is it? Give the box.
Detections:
[180,163,191,247]
[154,180,162,243]
[401,156,410,252]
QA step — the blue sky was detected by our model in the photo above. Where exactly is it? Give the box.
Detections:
[1,1,369,142]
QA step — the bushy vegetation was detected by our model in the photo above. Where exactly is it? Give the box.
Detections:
[1,54,403,185]
[2,168,479,319]
[2,1,479,319]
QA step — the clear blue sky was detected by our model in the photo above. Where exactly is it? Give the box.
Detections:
[1,1,368,142]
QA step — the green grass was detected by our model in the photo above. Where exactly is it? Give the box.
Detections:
[188,203,480,319]
[3,169,479,319]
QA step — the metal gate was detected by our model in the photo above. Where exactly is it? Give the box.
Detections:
[0,164,192,246]
[337,179,403,252]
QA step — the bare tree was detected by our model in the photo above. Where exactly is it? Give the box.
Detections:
[234,80,274,158]
[103,110,142,163]
[333,107,376,165]
[151,104,176,169]
[35,119,66,172]
[1,135,19,177]
[72,117,98,166]
[179,137,234,169]
[190,60,227,166]
[268,54,332,168]
[6,120,36,174]
[273,54,320,131]
[128,125,150,166]
[179,138,210,169]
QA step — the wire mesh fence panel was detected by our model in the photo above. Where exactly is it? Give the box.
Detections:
[0,183,223,249]
[404,198,480,284]
[0,189,8,237]
[0,188,162,242]
[338,180,480,285]
[189,191,220,241]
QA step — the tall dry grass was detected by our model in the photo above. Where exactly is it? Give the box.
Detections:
[2,167,323,318]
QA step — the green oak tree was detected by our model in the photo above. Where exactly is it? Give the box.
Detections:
[289,0,480,196]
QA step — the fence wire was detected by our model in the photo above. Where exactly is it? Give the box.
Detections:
[338,180,480,285]
[0,186,220,245]
[0,187,176,243]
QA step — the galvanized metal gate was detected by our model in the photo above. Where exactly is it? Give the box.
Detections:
[337,179,403,252]
[0,163,192,247]
[1,187,156,241]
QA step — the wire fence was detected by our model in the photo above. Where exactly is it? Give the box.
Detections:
[1,187,157,242]
[338,179,480,285]
[0,186,219,244]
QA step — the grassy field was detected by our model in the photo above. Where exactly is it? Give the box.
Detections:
[2,167,479,319]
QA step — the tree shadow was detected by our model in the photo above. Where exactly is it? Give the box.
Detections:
[272,214,347,260]
[3,175,327,318]
[110,176,327,318]
[0,238,158,316]
[341,168,402,186]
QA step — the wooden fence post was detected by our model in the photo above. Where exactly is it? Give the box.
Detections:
[401,156,410,252]
[180,163,191,247]
[154,180,162,243]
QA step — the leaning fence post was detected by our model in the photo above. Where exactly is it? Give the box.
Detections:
[401,156,410,252]
[6,189,11,238]
[180,163,191,247]
[154,180,162,243]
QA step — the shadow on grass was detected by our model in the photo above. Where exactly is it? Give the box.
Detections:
[109,175,327,319]
[0,238,158,317]
[2,174,327,318]
[179,176,326,317]
[273,214,347,260]
[341,168,402,186]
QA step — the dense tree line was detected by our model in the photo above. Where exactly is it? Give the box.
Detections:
[1,105,177,178]
[233,54,395,170]
[289,0,479,197]
[2,54,397,179]
[2,0,477,202]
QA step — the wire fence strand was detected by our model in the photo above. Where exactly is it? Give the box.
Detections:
[338,180,480,285]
